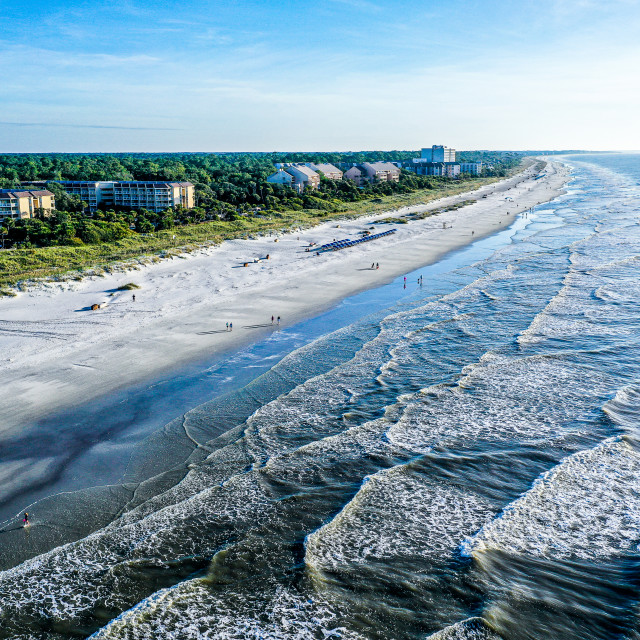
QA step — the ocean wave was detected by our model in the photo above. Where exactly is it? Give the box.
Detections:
[90,581,366,640]
[425,618,503,640]
[386,353,608,454]
[462,437,640,560]
[305,465,494,573]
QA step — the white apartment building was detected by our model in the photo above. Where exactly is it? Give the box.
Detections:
[413,163,461,178]
[459,162,484,175]
[55,181,194,213]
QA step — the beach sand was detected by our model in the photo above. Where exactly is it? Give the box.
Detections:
[0,159,570,436]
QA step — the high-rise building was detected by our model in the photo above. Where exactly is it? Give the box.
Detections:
[408,145,460,177]
[0,189,55,221]
[419,145,456,163]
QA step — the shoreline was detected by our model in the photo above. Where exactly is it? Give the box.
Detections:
[0,159,571,435]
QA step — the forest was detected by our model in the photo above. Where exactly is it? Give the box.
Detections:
[0,151,522,249]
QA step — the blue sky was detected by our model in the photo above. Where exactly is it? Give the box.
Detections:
[1,0,639,151]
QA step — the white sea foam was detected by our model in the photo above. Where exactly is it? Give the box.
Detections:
[463,438,640,560]
[91,580,365,640]
[387,354,606,454]
[0,472,275,623]
[425,617,503,640]
[306,466,493,572]
[603,384,640,432]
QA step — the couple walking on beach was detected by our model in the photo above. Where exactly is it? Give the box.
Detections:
[271,315,281,325]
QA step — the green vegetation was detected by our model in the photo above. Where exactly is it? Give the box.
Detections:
[0,152,530,287]
[0,151,521,235]
[404,199,477,221]
[117,282,140,290]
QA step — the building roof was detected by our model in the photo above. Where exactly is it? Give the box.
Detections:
[359,162,389,175]
[369,162,401,173]
[284,165,319,180]
[267,170,293,182]
[0,189,54,198]
[311,163,342,176]
[53,180,194,187]
[114,181,194,187]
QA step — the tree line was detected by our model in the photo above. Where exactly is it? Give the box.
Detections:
[0,151,522,249]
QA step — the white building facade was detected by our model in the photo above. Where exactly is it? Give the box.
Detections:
[54,181,194,212]
[459,162,484,175]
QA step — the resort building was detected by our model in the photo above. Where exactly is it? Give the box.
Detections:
[305,163,343,180]
[267,164,320,193]
[409,144,461,178]
[343,166,368,187]
[266,169,296,189]
[413,163,461,178]
[459,162,484,175]
[343,162,401,186]
[43,181,195,213]
[284,165,320,192]
[0,189,55,220]
[417,145,457,163]
[364,162,402,182]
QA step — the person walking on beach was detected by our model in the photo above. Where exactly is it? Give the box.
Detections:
[23,512,29,527]
[371,263,375,269]
[277,316,281,325]
[271,315,274,325]
[229,322,233,331]
[226,322,229,331]
[132,294,136,302]
[376,263,379,269]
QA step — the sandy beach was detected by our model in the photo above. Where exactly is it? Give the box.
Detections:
[0,159,570,435]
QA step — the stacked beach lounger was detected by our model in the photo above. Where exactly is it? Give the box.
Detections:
[315,229,397,253]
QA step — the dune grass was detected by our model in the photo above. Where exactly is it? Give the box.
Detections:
[116,282,141,290]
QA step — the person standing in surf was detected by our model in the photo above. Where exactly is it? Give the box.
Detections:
[22,512,29,526]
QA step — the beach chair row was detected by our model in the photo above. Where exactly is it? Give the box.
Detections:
[316,229,397,253]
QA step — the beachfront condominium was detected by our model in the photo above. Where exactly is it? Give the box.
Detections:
[0,189,55,221]
[459,162,484,175]
[342,162,401,186]
[304,163,344,180]
[267,164,321,193]
[51,181,195,213]
[360,162,401,183]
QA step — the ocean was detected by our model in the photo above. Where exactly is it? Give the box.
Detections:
[1,153,640,639]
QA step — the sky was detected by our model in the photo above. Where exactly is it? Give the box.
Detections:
[1,0,639,152]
